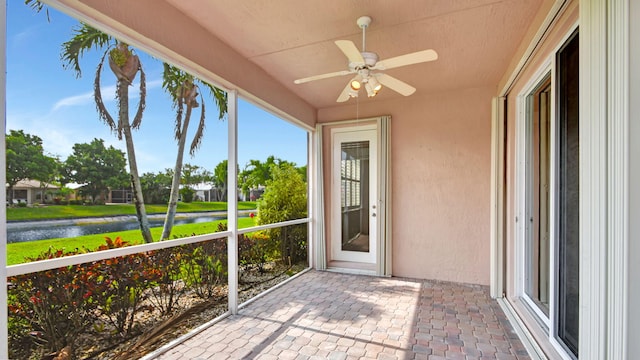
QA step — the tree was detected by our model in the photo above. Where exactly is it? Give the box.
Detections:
[161,64,227,240]
[256,164,308,263]
[5,130,58,204]
[64,139,129,204]
[35,155,60,204]
[140,171,172,204]
[212,160,229,202]
[239,156,298,200]
[180,163,204,188]
[178,163,203,203]
[297,165,308,183]
[61,24,153,242]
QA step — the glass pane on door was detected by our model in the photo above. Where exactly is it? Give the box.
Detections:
[340,141,370,253]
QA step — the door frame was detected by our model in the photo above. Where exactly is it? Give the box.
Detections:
[314,116,392,276]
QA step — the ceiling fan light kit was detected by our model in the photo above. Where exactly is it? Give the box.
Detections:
[294,15,438,102]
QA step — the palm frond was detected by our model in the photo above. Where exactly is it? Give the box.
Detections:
[94,53,117,136]
[201,82,228,120]
[132,63,146,130]
[162,63,193,105]
[25,0,50,21]
[61,24,112,78]
[189,93,206,156]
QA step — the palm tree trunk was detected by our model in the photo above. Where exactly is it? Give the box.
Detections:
[161,106,193,240]
[118,81,153,243]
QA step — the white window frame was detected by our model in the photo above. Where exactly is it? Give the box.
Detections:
[515,23,579,360]
[515,59,555,330]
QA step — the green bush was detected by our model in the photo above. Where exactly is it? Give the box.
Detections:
[257,164,307,263]
[145,247,187,316]
[180,187,195,203]
[180,234,228,299]
[8,237,157,358]
[91,237,156,338]
[8,247,100,358]
[7,222,283,358]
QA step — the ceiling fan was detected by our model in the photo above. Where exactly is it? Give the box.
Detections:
[294,15,438,102]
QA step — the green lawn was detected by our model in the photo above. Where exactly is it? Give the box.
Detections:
[7,202,257,221]
[7,217,258,266]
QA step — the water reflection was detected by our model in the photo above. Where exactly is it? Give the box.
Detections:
[7,215,227,243]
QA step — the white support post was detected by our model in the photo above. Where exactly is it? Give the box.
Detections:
[227,90,239,315]
[490,96,506,299]
[1,1,8,358]
[606,1,629,359]
[579,0,610,358]
[628,2,640,358]
[306,131,314,269]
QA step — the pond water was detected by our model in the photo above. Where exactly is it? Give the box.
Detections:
[7,215,228,243]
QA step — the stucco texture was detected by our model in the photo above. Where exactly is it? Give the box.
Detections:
[319,86,493,285]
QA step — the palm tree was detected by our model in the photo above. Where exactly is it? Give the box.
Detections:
[160,64,227,240]
[61,24,153,243]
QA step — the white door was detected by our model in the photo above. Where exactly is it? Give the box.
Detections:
[331,126,377,264]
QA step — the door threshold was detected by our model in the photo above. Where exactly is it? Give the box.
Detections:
[327,260,376,276]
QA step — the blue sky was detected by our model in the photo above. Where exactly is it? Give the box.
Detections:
[5,2,308,175]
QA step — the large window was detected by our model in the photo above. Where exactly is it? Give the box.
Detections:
[519,29,579,359]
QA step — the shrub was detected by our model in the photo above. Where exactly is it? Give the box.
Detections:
[144,247,187,316]
[8,237,160,358]
[217,223,277,273]
[181,234,228,299]
[8,247,100,358]
[179,187,195,203]
[257,164,307,263]
[8,232,251,358]
[91,237,157,337]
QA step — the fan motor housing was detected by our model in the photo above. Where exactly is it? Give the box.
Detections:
[361,52,378,66]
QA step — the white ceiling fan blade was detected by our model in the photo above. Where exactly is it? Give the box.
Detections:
[375,73,416,96]
[294,70,353,84]
[373,49,438,70]
[336,80,354,102]
[335,40,365,64]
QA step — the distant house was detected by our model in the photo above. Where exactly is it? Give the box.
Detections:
[190,183,223,202]
[6,179,59,205]
[108,188,133,204]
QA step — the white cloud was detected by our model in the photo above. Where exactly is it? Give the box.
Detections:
[51,90,95,111]
[50,78,161,112]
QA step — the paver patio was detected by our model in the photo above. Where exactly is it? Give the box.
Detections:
[153,270,530,360]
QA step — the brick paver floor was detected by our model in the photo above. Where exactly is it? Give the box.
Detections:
[153,270,530,360]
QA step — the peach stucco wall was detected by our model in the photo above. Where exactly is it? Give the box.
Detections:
[319,86,494,285]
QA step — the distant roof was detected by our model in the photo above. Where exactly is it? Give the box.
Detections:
[190,182,215,191]
[65,182,86,190]
[7,179,59,189]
